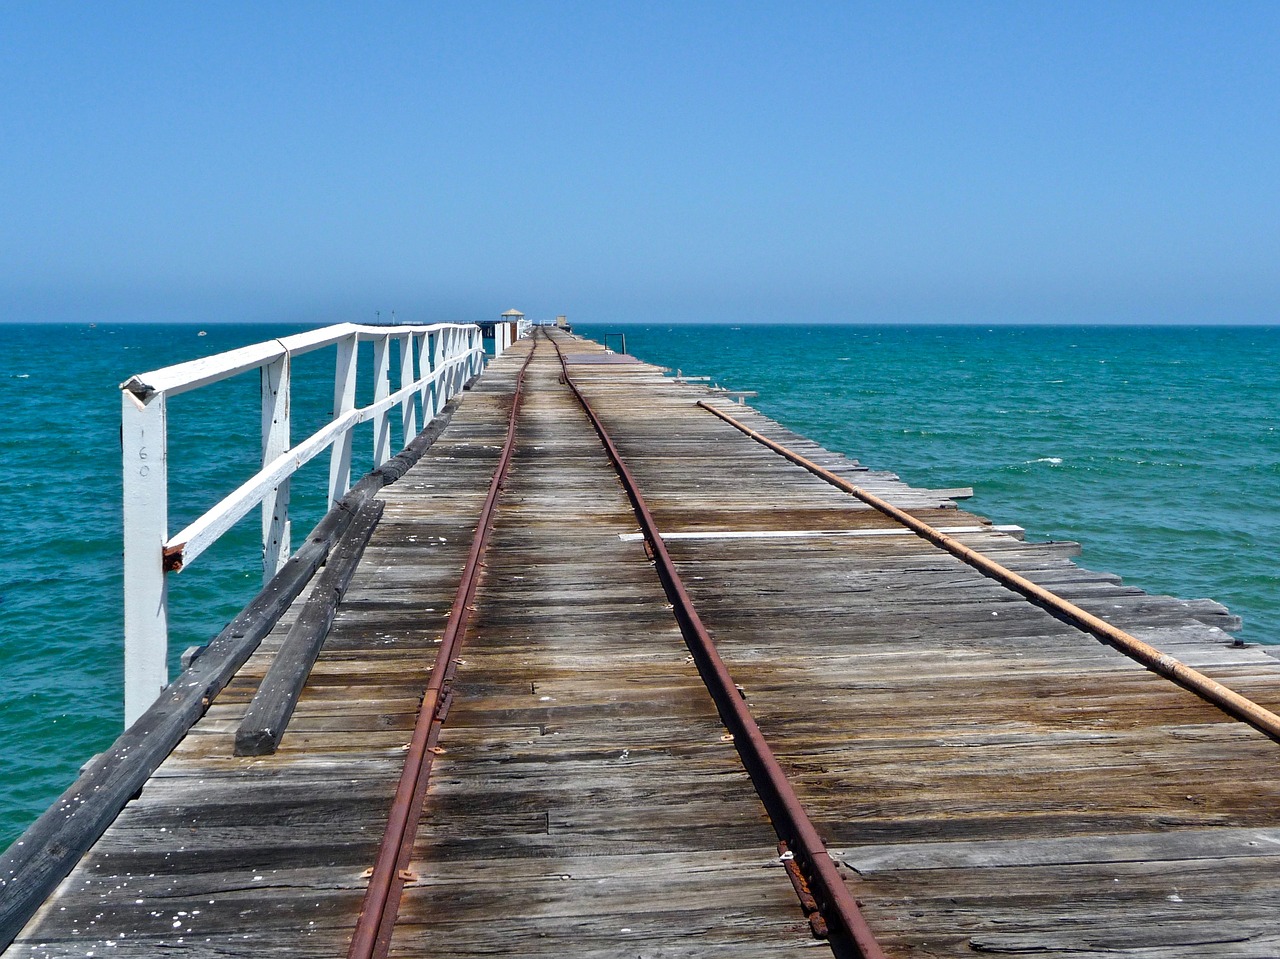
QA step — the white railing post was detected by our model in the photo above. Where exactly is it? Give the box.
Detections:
[472,327,483,378]
[400,332,418,441]
[261,353,291,583]
[328,333,358,506]
[456,329,468,393]
[419,332,436,422]
[372,333,392,467]
[430,329,444,407]
[121,389,169,727]
[448,327,463,399]
[493,322,505,359]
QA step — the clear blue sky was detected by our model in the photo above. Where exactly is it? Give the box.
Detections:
[1,2,1277,325]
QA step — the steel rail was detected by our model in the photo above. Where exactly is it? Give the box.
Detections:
[547,332,886,959]
[697,399,1280,745]
[348,338,539,959]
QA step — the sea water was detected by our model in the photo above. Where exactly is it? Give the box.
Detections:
[1,322,1277,848]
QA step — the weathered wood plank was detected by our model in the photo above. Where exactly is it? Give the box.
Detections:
[235,500,385,755]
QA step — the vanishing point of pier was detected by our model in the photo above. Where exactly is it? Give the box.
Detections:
[4,323,1280,957]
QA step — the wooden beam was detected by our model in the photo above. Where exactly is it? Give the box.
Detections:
[234,500,385,756]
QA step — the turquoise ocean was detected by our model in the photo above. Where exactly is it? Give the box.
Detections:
[1,322,1277,848]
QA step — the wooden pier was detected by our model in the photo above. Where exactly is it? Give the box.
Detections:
[5,329,1280,957]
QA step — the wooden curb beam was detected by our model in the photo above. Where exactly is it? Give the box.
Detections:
[697,399,1280,745]
[235,499,386,756]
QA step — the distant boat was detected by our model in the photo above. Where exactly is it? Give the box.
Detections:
[197,330,207,336]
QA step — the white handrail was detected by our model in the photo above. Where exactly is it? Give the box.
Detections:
[120,322,487,726]
[164,407,363,568]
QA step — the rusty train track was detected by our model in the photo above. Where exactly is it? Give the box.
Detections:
[352,330,887,958]
[546,330,887,959]
[695,398,1280,745]
[348,338,540,959]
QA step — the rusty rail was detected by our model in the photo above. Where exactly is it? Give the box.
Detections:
[697,399,1280,745]
[548,331,886,959]
[348,338,538,959]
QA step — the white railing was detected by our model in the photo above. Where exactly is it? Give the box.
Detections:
[120,322,485,725]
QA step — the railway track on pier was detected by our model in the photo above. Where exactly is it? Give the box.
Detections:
[352,329,880,958]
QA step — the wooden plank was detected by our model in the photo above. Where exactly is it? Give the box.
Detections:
[235,500,385,755]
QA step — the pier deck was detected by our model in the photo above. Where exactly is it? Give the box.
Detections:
[7,331,1280,957]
